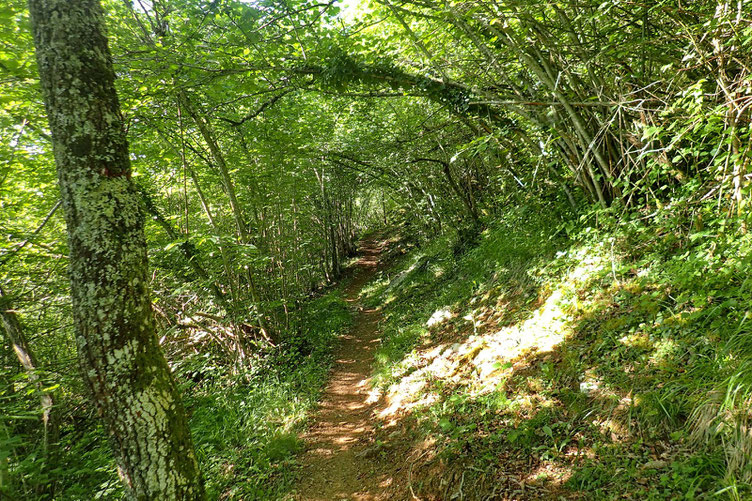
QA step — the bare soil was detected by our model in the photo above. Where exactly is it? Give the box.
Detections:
[292,238,412,501]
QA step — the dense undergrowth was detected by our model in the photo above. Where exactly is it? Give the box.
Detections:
[1,287,351,500]
[2,0,751,497]
[363,196,752,500]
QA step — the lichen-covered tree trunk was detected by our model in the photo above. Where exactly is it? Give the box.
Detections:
[26,1,205,499]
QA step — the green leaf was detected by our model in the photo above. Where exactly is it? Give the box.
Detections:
[492,361,513,370]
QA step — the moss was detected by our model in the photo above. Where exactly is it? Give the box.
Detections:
[28,0,205,498]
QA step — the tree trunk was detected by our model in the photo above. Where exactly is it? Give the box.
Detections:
[139,186,227,307]
[179,94,248,238]
[27,1,205,499]
[0,287,58,460]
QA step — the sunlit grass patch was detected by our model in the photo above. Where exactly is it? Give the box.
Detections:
[366,205,752,499]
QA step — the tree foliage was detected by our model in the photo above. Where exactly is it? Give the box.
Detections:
[1,0,751,498]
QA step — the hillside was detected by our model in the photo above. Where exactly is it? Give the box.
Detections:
[354,201,752,499]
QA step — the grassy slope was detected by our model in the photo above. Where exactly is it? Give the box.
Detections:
[363,199,752,500]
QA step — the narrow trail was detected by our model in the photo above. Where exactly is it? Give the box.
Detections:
[293,238,408,501]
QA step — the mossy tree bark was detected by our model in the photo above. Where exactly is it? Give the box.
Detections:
[27,1,205,499]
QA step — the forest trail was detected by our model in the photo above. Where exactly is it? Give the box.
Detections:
[293,238,407,501]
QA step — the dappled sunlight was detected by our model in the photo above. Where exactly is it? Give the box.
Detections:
[426,308,453,327]
[295,237,414,501]
[375,243,610,420]
[362,220,752,498]
[522,462,574,488]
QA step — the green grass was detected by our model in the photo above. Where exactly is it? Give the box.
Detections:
[363,200,564,389]
[2,286,351,501]
[180,288,353,500]
[364,198,752,500]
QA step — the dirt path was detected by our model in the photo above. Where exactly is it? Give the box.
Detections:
[293,238,408,501]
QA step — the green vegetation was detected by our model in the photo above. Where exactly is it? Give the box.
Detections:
[185,290,351,500]
[3,284,350,499]
[364,195,752,499]
[1,0,751,498]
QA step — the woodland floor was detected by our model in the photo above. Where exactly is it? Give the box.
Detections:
[292,238,413,501]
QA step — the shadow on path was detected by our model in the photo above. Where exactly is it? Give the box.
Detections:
[293,238,407,501]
